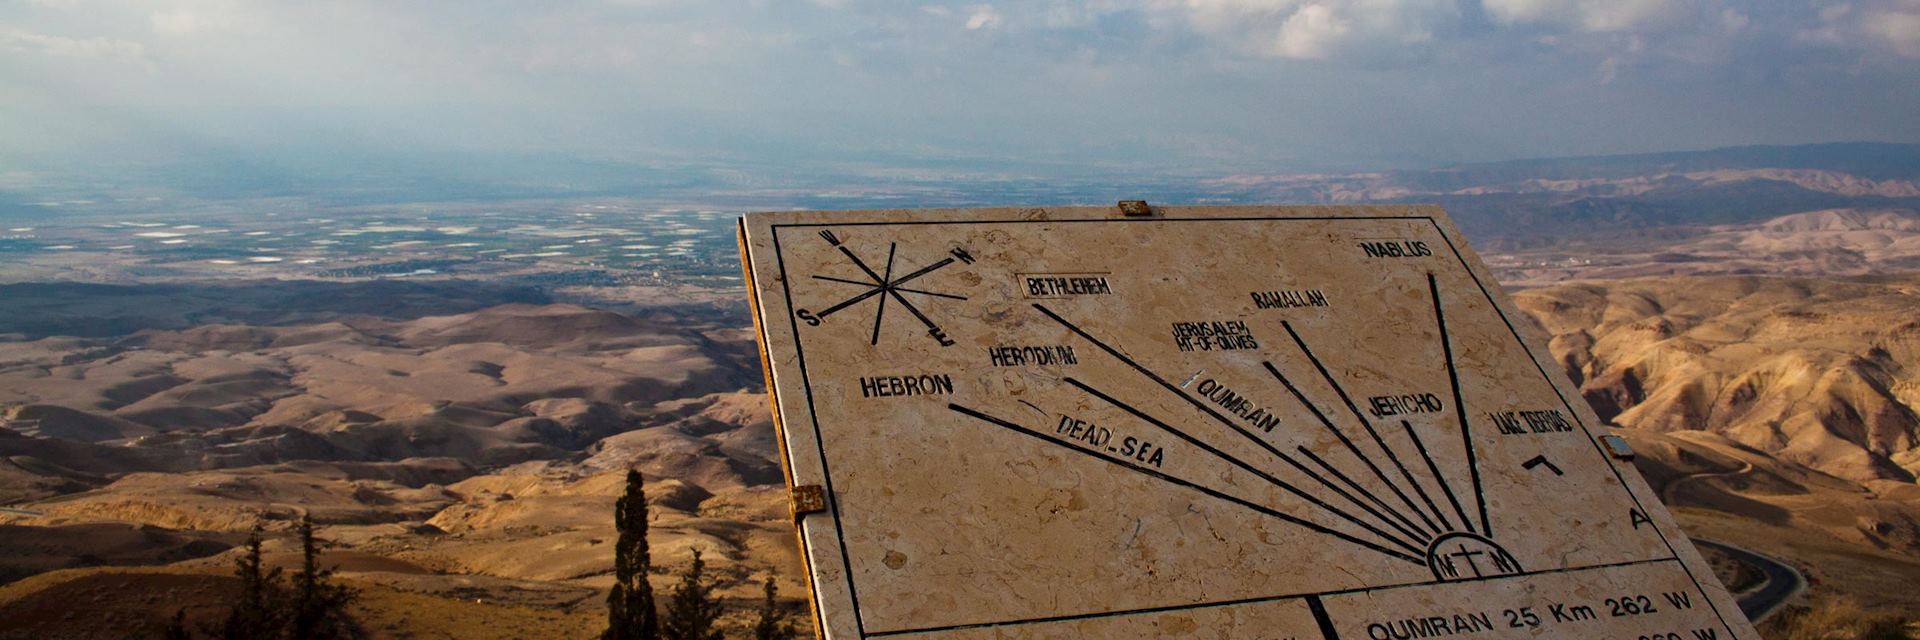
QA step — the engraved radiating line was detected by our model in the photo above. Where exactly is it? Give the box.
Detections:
[887,287,942,331]
[810,275,968,300]
[1308,596,1340,640]
[869,252,959,332]
[947,403,1424,565]
[869,243,897,346]
[810,244,895,319]
[1064,377,1426,556]
[1430,271,1491,537]
[838,244,885,281]
[1281,321,1459,533]
[1263,360,1439,537]
[1031,303,1436,555]
[1292,444,1433,545]
[812,274,876,287]
[888,256,956,287]
[814,285,885,319]
[835,245,889,297]
[1035,306,1317,480]
[894,287,968,301]
[811,242,971,337]
[1401,417,1474,536]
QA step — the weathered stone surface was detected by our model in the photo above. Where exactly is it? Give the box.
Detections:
[740,205,1758,639]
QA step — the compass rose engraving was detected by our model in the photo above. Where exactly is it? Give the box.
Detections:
[796,230,973,347]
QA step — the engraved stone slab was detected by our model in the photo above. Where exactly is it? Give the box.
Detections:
[737,205,1759,639]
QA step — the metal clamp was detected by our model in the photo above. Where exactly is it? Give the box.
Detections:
[1599,435,1636,461]
[790,484,828,521]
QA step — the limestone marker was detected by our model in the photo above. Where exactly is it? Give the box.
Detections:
[739,205,1758,639]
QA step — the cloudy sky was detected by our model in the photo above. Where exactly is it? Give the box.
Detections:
[4,0,1919,184]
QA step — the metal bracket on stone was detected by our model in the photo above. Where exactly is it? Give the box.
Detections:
[1599,434,1636,461]
[1117,200,1154,217]
[790,484,828,521]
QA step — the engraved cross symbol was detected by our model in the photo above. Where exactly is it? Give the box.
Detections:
[799,231,971,347]
[1447,543,1487,578]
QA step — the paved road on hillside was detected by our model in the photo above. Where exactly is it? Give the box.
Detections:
[1652,440,1804,623]
[1693,538,1805,623]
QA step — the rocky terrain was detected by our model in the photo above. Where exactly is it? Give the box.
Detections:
[0,285,799,638]
[1517,274,1920,486]
[1515,270,1920,619]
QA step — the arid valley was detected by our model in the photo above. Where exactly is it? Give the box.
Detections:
[5,144,1920,638]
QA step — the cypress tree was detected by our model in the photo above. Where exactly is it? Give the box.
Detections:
[661,548,724,640]
[603,469,660,640]
[216,525,286,640]
[749,575,796,640]
[288,515,357,639]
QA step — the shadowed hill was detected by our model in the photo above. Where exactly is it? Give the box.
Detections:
[1516,274,1920,483]
[0,292,803,638]
[0,302,757,497]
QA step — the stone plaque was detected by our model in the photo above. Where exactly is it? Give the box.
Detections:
[738,205,1757,639]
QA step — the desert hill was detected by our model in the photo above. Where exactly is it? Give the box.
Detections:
[1616,428,1920,614]
[0,294,812,638]
[1512,272,1920,619]
[1515,274,1920,484]
[0,302,753,477]
[1674,208,1920,275]
[0,384,802,639]
[1486,207,1920,285]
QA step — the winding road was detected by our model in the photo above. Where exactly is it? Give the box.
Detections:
[1692,538,1806,623]
[1651,438,1806,622]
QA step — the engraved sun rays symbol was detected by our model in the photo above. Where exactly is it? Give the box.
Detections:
[795,230,974,347]
[948,272,1523,581]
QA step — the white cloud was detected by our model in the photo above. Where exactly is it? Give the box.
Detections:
[1482,0,1689,33]
[134,0,250,36]
[1867,8,1920,58]
[965,4,1003,30]
[1273,4,1350,59]
[1800,0,1920,59]
[1717,8,1749,35]
[0,27,146,59]
[151,10,226,36]
[1473,0,1771,79]
[1156,0,1454,60]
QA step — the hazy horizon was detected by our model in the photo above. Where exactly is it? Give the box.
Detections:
[6,1,1920,203]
